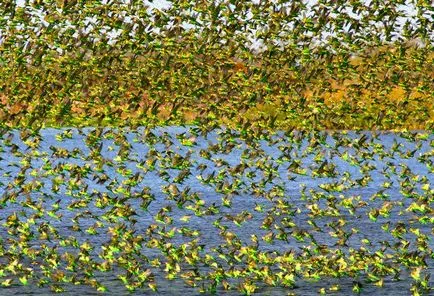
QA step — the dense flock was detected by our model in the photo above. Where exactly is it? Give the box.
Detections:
[1,0,433,294]
[0,127,433,294]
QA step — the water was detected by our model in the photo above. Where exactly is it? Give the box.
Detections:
[0,127,433,295]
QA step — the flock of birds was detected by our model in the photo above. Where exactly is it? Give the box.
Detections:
[1,0,433,131]
[0,0,433,295]
[0,127,433,295]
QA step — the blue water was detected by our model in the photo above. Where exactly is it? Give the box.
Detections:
[0,127,433,295]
